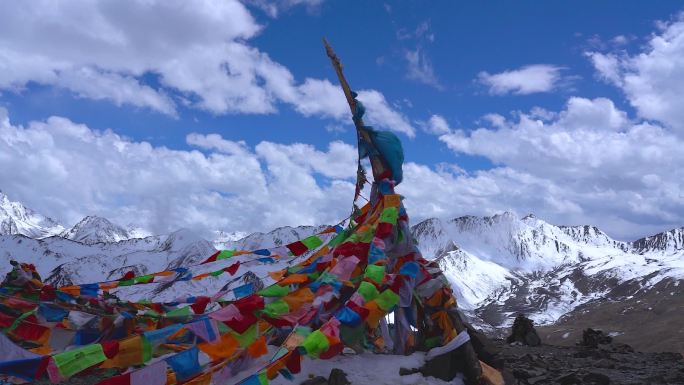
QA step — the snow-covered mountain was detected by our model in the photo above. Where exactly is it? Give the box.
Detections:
[59,215,149,244]
[214,225,328,251]
[0,191,149,243]
[0,190,682,333]
[412,212,684,328]
[0,191,65,238]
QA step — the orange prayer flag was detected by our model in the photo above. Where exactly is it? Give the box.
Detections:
[431,310,454,340]
[425,289,444,307]
[383,194,402,207]
[184,372,212,385]
[279,274,308,286]
[192,273,211,281]
[364,301,384,329]
[168,327,188,341]
[58,286,80,296]
[283,334,305,351]
[30,344,51,355]
[29,328,51,354]
[166,370,177,385]
[198,333,238,360]
[161,344,188,352]
[247,336,268,358]
[266,354,287,379]
[100,282,119,291]
[311,245,330,258]
[283,287,314,311]
[321,226,337,234]
[100,335,144,368]
[268,269,286,281]
[258,320,271,334]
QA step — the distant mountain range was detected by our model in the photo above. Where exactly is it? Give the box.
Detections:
[1,191,682,338]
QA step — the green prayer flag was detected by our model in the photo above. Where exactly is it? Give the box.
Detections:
[118,279,134,287]
[142,336,152,363]
[301,330,329,358]
[364,264,385,285]
[258,371,269,385]
[258,284,290,297]
[7,310,34,333]
[144,310,160,319]
[424,335,442,349]
[356,228,375,243]
[328,232,347,248]
[53,344,106,378]
[134,275,154,284]
[340,324,364,347]
[210,269,224,277]
[166,306,191,318]
[358,281,379,301]
[307,271,321,281]
[232,324,257,347]
[217,249,236,260]
[379,207,399,224]
[217,321,230,334]
[301,235,323,250]
[295,326,312,337]
[262,299,290,318]
[376,289,400,311]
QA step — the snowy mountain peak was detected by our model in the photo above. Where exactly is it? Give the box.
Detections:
[60,215,140,244]
[416,213,592,269]
[214,225,328,251]
[0,190,64,238]
[631,227,684,253]
[557,224,626,249]
[214,230,249,244]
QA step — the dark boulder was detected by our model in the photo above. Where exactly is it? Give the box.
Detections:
[580,328,612,348]
[506,314,541,346]
[583,372,611,385]
[328,368,351,385]
[558,372,581,385]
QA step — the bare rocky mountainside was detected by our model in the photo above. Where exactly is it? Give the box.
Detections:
[1,191,682,356]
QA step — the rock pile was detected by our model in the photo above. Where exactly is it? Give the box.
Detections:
[499,328,684,385]
[300,368,351,385]
[506,314,541,347]
[580,328,614,348]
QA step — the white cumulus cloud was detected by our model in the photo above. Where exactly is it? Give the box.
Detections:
[436,97,684,239]
[478,64,565,95]
[0,0,413,135]
[0,108,357,237]
[588,13,684,135]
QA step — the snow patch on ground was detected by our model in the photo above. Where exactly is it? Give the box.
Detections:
[271,352,458,385]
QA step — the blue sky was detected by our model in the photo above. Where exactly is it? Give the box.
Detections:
[1,1,683,240]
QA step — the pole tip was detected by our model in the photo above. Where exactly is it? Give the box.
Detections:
[323,37,336,59]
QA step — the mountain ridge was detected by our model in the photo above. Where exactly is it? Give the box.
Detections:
[0,192,682,343]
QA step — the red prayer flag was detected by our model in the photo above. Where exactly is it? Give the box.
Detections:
[224,262,240,276]
[101,340,120,359]
[286,241,308,256]
[285,350,301,374]
[190,296,211,315]
[201,251,221,265]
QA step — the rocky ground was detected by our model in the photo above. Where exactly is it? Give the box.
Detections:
[536,278,684,354]
[496,338,684,385]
